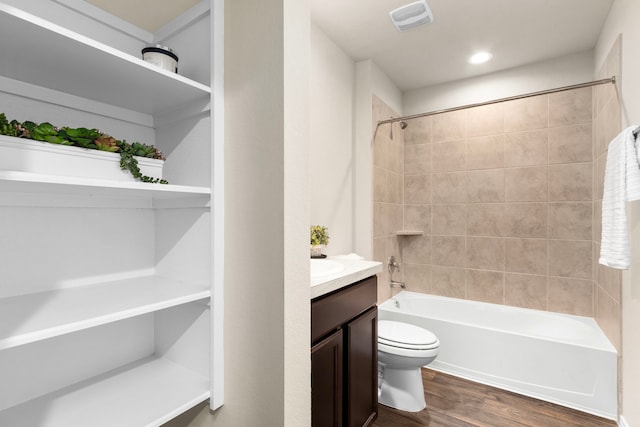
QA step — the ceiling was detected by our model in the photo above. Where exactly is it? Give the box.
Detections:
[84,0,200,32]
[83,0,614,91]
[311,0,614,91]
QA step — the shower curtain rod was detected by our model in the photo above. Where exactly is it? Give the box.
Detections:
[377,76,616,126]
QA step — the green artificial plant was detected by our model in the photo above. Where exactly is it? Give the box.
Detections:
[310,225,330,246]
[0,113,167,184]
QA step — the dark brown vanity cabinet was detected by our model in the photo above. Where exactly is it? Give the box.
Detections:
[311,276,378,427]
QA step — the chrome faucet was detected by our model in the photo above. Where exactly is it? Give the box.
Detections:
[388,256,406,289]
[388,256,400,275]
[390,280,406,289]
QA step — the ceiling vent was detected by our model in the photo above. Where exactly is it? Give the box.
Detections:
[389,0,433,32]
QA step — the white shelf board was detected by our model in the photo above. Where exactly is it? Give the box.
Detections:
[0,3,210,115]
[0,171,210,204]
[0,275,210,350]
[0,356,210,427]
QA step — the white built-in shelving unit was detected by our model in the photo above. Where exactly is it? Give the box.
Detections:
[0,1,217,425]
[0,3,210,114]
[0,276,210,351]
[0,171,211,203]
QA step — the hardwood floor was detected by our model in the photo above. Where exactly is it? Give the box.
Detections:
[373,369,617,427]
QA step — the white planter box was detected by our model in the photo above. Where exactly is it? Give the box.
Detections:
[0,135,164,182]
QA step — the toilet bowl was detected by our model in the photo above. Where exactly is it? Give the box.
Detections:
[378,320,440,412]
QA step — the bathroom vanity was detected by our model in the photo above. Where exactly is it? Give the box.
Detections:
[310,258,382,427]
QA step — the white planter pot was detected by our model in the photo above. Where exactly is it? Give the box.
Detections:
[0,135,164,182]
[310,245,325,258]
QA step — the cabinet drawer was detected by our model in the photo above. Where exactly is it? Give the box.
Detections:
[311,276,377,343]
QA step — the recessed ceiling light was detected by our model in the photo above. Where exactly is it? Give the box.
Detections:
[468,51,493,64]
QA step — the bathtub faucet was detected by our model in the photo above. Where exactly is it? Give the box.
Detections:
[388,256,400,275]
[388,256,405,289]
[387,255,406,289]
[390,280,406,289]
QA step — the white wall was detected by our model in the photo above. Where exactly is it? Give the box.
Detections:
[595,1,640,425]
[309,29,402,259]
[371,63,403,116]
[354,60,402,259]
[403,50,594,115]
[283,0,311,424]
[189,0,310,425]
[354,60,374,259]
[309,23,355,255]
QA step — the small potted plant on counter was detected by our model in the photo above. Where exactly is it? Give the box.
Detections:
[310,225,329,258]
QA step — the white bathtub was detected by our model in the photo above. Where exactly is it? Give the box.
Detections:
[378,291,617,420]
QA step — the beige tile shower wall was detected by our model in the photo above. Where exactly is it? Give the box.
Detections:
[400,87,598,316]
[594,36,622,352]
[372,95,404,303]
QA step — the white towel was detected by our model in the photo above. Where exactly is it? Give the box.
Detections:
[599,125,640,269]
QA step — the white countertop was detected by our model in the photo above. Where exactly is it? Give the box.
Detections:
[310,256,383,299]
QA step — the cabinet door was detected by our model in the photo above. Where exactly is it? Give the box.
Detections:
[346,307,378,427]
[312,328,343,427]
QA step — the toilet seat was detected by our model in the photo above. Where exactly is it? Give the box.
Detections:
[378,320,439,350]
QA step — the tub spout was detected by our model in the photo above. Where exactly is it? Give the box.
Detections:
[390,280,406,289]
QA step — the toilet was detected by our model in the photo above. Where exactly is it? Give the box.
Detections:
[377,320,440,412]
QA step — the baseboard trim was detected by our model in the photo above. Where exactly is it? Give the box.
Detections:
[619,415,630,427]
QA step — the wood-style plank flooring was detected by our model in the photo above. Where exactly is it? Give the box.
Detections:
[373,369,617,427]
